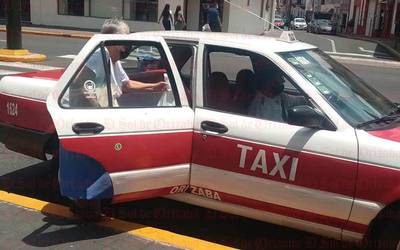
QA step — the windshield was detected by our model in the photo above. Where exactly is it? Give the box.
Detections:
[295,18,305,23]
[279,49,395,128]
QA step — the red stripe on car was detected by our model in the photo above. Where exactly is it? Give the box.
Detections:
[0,93,55,133]
[16,69,65,81]
[61,131,193,173]
[195,187,368,234]
[192,133,357,198]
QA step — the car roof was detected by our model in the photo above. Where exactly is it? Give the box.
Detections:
[135,31,316,53]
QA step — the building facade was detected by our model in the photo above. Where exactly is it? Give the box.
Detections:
[0,0,31,22]
[348,0,400,38]
[1,0,275,35]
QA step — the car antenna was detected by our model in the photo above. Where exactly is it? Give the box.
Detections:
[222,0,297,42]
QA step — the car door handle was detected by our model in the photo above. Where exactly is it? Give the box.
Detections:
[201,121,228,134]
[72,122,105,135]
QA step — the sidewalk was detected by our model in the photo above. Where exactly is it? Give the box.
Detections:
[0,200,181,250]
[0,24,95,39]
[337,32,400,60]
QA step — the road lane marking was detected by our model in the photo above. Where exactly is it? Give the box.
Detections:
[358,46,390,57]
[0,190,236,250]
[0,69,21,75]
[331,55,400,68]
[325,51,394,60]
[322,37,337,53]
[57,54,76,59]
[325,51,375,58]
[0,61,62,71]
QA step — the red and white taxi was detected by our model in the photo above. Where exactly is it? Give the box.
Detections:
[1,31,400,248]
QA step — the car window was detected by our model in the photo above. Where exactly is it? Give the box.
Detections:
[118,42,179,108]
[209,51,253,81]
[280,49,394,128]
[168,44,194,107]
[204,45,310,124]
[60,46,109,108]
[60,41,180,109]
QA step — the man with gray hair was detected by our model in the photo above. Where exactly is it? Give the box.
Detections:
[101,18,167,97]
[100,18,130,34]
[71,18,167,108]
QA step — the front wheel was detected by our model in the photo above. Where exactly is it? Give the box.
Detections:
[369,219,400,250]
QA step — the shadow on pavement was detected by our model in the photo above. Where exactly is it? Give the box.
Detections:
[22,215,120,248]
[0,160,68,205]
[373,43,397,60]
[107,199,360,250]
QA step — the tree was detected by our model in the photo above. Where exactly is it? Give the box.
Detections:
[6,0,22,50]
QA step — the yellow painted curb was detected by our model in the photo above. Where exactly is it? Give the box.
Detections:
[0,50,47,62]
[0,191,237,250]
[0,49,30,55]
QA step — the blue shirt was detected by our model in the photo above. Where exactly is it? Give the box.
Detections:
[207,7,220,25]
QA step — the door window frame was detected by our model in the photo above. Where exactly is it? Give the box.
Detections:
[58,40,182,109]
[201,44,316,118]
[166,40,198,108]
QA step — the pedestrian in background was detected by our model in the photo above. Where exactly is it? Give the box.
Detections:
[207,1,222,32]
[174,5,186,30]
[159,4,173,30]
[347,18,354,34]
[395,19,400,49]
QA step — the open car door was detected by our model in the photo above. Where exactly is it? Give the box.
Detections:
[47,34,193,204]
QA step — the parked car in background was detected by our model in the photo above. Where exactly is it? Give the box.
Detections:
[291,18,307,30]
[312,19,337,34]
[274,18,285,29]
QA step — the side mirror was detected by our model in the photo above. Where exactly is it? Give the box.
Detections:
[287,105,336,131]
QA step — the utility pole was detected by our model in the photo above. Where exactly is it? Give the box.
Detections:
[288,0,292,29]
[6,0,22,50]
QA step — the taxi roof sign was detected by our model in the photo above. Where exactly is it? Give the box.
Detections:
[263,30,298,43]
[278,31,297,43]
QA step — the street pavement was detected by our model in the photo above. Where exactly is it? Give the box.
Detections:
[294,31,400,102]
[1,29,398,250]
[294,31,399,60]
[0,200,177,250]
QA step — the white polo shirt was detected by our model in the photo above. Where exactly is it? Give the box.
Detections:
[86,48,129,107]
[248,92,284,122]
